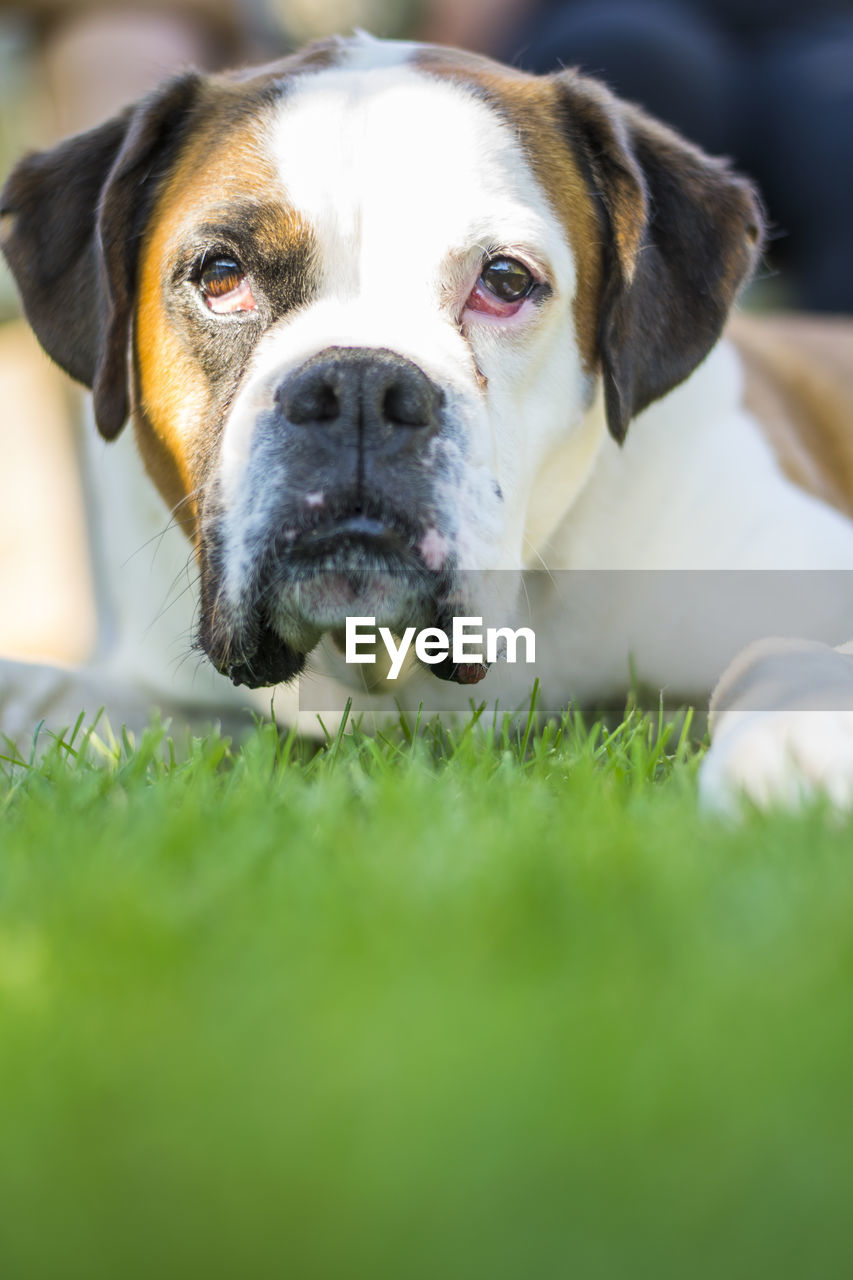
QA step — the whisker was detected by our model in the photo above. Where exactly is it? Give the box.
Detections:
[119,483,206,571]
[522,535,557,586]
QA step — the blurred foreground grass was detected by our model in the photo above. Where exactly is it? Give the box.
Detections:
[1,698,853,1277]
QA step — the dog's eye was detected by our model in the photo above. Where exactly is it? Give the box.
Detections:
[466,256,538,318]
[481,257,534,302]
[198,257,257,314]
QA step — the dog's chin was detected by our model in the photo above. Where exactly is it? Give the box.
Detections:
[203,514,488,690]
[213,576,493,690]
[220,570,430,690]
[270,567,428,633]
[217,549,444,690]
[220,569,494,690]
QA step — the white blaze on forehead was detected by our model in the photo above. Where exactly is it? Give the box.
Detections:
[266,51,576,309]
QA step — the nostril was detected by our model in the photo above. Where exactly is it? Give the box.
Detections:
[278,373,340,426]
[382,381,429,428]
[311,384,340,422]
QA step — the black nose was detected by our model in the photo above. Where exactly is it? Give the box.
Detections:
[276,347,444,446]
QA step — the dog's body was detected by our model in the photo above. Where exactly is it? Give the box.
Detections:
[3,32,853,808]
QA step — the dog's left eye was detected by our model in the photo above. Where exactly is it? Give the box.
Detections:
[198,257,257,315]
[466,256,537,318]
[481,257,535,301]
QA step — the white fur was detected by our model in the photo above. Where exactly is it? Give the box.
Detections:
[701,704,853,816]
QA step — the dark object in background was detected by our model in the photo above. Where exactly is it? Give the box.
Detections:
[501,0,853,312]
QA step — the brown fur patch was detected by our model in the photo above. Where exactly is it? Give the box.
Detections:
[417,47,761,443]
[134,76,309,539]
[414,48,604,370]
[729,312,853,520]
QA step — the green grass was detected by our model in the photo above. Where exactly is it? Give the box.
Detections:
[2,696,853,1278]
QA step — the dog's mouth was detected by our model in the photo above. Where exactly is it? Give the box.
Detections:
[275,508,438,627]
[289,512,413,563]
[200,504,489,689]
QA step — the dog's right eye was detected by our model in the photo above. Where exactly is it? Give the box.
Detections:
[198,257,257,314]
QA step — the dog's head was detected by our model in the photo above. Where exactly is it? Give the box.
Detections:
[0,33,762,687]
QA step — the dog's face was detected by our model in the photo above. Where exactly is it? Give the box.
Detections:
[1,34,761,686]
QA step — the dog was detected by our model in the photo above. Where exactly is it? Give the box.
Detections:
[3,31,853,810]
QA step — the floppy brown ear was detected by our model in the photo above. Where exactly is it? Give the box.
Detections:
[0,73,200,440]
[552,71,764,442]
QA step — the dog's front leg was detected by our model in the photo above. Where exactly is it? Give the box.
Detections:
[0,656,158,752]
[700,638,853,814]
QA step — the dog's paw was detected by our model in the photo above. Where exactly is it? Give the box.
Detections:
[699,708,853,815]
[700,638,853,816]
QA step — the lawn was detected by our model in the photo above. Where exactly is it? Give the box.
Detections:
[1,696,853,1278]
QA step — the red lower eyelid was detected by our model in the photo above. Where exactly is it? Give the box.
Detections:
[465,281,525,317]
[206,278,257,314]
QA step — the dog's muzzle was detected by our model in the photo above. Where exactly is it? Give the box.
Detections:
[273,345,449,578]
[199,346,471,688]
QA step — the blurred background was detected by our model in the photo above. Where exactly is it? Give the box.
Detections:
[1,0,852,664]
